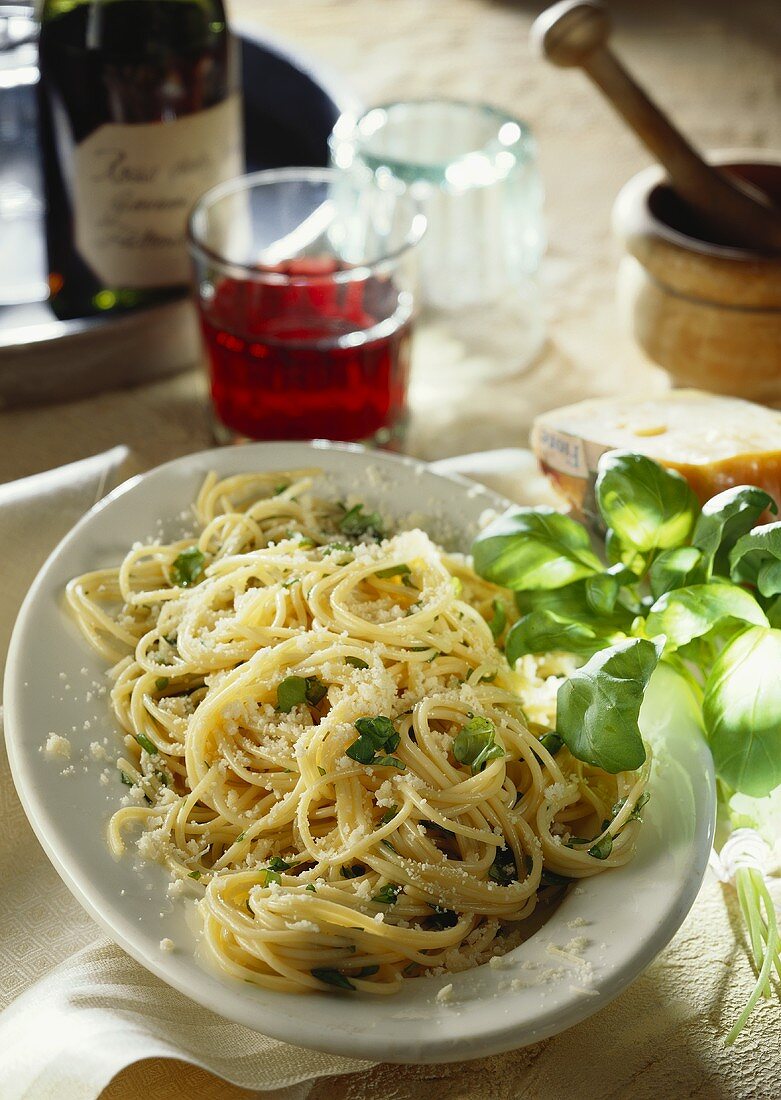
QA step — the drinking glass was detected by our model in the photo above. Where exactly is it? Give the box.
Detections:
[330,100,546,378]
[187,168,425,446]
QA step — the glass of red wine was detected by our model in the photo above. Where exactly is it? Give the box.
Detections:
[187,168,426,446]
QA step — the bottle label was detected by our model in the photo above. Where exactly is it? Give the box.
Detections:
[72,94,243,288]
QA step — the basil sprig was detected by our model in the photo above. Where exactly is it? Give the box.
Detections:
[276,675,327,713]
[346,716,405,770]
[452,716,504,775]
[472,452,781,795]
[172,546,206,587]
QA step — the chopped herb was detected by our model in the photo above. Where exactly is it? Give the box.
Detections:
[355,965,379,977]
[236,832,246,843]
[589,833,614,860]
[373,755,406,769]
[489,846,517,886]
[282,578,299,589]
[276,676,307,712]
[540,868,573,887]
[305,884,316,892]
[339,503,384,540]
[317,766,326,777]
[120,771,134,787]
[402,962,419,976]
[268,856,293,872]
[346,715,404,769]
[172,546,206,587]
[311,968,355,991]
[422,819,455,839]
[323,542,353,555]
[372,883,401,905]
[155,677,169,690]
[381,839,398,853]
[188,870,202,880]
[135,732,157,755]
[453,716,504,775]
[426,904,459,929]
[539,732,563,756]
[276,674,328,713]
[611,790,650,821]
[375,563,412,579]
[340,864,364,879]
[379,805,399,825]
[305,677,328,706]
[155,770,169,787]
[410,646,432,653]
[261,868,281,886]
[346,656,369,670]
[487,598,507,640]
[273,483,288,495]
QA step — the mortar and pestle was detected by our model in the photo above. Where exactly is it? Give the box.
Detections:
[531,0,781,403]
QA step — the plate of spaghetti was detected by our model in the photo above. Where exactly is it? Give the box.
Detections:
[4,441,715,1063]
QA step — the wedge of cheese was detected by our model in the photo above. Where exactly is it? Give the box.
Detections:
[532,390,781,517]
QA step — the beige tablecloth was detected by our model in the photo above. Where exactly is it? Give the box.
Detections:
[2,0,781,1095]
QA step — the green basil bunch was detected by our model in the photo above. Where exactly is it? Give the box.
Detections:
[473,450,781,797]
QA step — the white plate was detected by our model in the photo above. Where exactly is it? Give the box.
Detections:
[3,441,716,1064]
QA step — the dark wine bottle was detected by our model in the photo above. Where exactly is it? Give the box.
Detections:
[37,0,243,320]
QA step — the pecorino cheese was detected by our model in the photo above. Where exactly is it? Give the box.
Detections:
[532,390,781,519]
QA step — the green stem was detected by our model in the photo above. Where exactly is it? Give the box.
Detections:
[727,867,781,1044]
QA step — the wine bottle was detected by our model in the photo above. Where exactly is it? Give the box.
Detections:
[37,0,243,320]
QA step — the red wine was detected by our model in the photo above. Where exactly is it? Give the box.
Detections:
[37,0,242,320]
[199,266,413,444]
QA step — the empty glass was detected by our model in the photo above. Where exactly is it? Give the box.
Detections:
[330,100,546,379]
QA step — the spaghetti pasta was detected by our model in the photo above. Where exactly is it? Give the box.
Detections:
[66,469,649,995]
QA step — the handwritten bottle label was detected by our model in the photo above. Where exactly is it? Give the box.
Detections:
[72,94,243,288]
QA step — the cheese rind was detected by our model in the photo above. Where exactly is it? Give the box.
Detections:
[532,390,781,516]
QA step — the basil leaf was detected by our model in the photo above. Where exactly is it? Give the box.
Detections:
[346,657,369,669]
[339,504,384,540]
[305,676,328,706]
[355,965,380,978]
[379,805,399,825]
[488,847,517,886]
[506,610,615,663]
[649,546,705,599]
[453,716,503,775]
[595,451,699,552]
[372,883,401,905]
[172,546,206,587]
[487,598,507,640]
[646,583,768,651]
[311,968,356,991]
[539,732,563,755]
[556,637,661,773]
[354,715,396,749]
[345,737,377,764]
[340,864,364,879]
[693,485,777,577]
[260,869,281,886]
[585,573,620,616]
[276,676,308,713]
[268,856,293,872]
[588,833,613,859]
[730,523,781,597]
[155,677,169,690]
[375,563,411,579]
[426,905,459,929]
[471,507,602,591]
[135,732,157,755]
[373,755,406,770]
[703,625,781,796]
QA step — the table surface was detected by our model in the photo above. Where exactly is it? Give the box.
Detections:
[4,1,781,1096]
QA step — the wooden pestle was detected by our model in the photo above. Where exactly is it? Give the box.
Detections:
[531,0,781,254]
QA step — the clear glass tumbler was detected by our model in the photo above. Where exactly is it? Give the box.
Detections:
[188,168,426,447]
[330,100,546,379]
